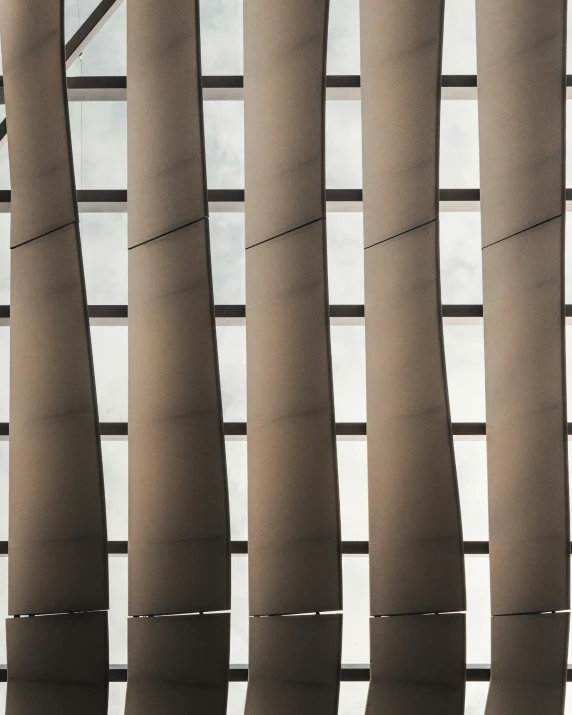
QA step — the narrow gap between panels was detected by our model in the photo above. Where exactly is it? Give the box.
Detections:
[130,609,231,618]
[371,609,466,618]
[12,607,107,618]
[10,220,78,250]
[482,213,563,250]
[251,610,342,618]
[364,218,437,251]
[245,216,325,251]
[128,215,208,251]
[491,609,571,617]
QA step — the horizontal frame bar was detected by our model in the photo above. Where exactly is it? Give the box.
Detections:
[0,188,484,212]
[0,303,483,327]
[0,422,492,441]
[2,74,572,101]
[0,541,490,556]
[0,665,502,683]
[2,304,572,327]
[0,189,567,212]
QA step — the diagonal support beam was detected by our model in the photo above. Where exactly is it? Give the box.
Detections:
[0,0,124,147]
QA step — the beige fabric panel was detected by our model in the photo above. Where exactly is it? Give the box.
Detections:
[485,613,569,715]
[9,224,108,616]
[244,0,328,247]
[129,220,230,616]
[246,219,341,616]
[127,0,208,248]
[360,0,444,246]
[366,614,465,715]
[476,0,566,247]
[483,217,568,615]
[245,614,342,715]
[6,611,109,715]
[125,614,230,715]
[0,0,77,248]
[365,221,465,616]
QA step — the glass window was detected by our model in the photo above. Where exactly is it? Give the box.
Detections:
[331,326,367,423]
[326,101,363,189]
[440,212,483,305]
[443,326,487,422]
[456,441,489,541]
[327,0,361,76]
[440,101,481,188]
[327,213,365,306]
[442,0,478,74]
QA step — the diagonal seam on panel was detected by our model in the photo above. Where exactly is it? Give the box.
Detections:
[127,215,208,251]
[9,220,78,250]
[245,216,325,250]
[364,218,437,250]
[0,0,124,147]
[482,213,563,250]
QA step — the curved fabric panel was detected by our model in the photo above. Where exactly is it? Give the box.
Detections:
[9,223,107,616]
[244,0,328,247]
[366,613,465,714]
[246,219,341,616]
[125,614,230,715]
[127,0,207,248]
[245,614,342,715]
[360,0,444,246]
[129,219,230,616]
[483,216,568,615]
[365,221,464,616]
[476,0,566,247]
[485,613,569,715]
[6,611,109,715]
[0,0,77,248]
